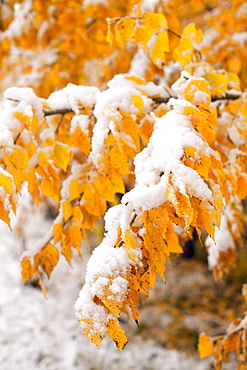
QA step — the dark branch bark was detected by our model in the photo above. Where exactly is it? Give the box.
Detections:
[211,92,241,101]
[152,91,242,105]
[43,108,75,116]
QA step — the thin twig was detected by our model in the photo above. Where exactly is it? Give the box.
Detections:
[44,108,74,116]
[152,91,242,105]
[166,28,181,38]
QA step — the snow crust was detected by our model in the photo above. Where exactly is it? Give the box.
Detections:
[70,115,90,135]
[83,0,108,7]
[47,84,101,114]
[0,87,44,148]
[141,0,161,12]
[108,73,172,99]
[4,87,44,122]
[90,86,152,169]
[128,48,151,78]
[75,206,133,331]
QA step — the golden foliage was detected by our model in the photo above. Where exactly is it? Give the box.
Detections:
[1,0,247,366]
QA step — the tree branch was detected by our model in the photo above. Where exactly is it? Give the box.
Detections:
[44,108,75,116]
[7,91,242,118]
[152,91,242,105]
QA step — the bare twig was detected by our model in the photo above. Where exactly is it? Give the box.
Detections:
[44,108,74,116]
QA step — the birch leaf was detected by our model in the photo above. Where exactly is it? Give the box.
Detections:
[198,333,214,358]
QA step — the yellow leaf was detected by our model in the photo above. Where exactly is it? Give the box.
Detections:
[226,72,240,91]
[197,201,217,237]
[124,290,139,323]
[26,168,40,204]
[106,319,128,351]
[70,127,91,155]
[184,147,211,179]
[21,256,33,283]
[183,80,211,108]
[11,148,29,170]
[124,229,140,262]
[106,19,113,45]
[114,18,135,49]
[37,151,60,201]
[121,116,140,155]
[44,138,56,147]
[140,211,169,281]
[40,176,60,201]
[0,173,13,194]
[139,118,154,144]
[35,243,59,278]
[240,103,247,118]
[61,234,73,265]
[62,200,73,222]
[68,224,83,256]
[52,144,72,172]
[149,30,169,68]
[132,96,144,114]
[236,175,247,199]
[134,26,152,49]
[142,12,168,30]
[80,314,104,348]
[0,201,11,227]
[69,179,82,201]
[97,173,125,202]
[223,333,240,353]
[125,76,146,85]
[165,222,183,254]
[53,223,63,244]
[173,23,202,66]
[14,112,39,131]
[166,188,194,230]
[198,333,214,358]
[4,148,29,192]
[110,147,130,175]
[204,72,228,97]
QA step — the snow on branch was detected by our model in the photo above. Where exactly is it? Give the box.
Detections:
[75,71,226,349]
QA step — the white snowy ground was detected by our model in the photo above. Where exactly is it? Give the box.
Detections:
[0,205,235,370]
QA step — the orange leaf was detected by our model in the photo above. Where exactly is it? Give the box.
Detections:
[35,243,59,278]
[21,256,33,283]
[70,127,91,155]
[106,319,128,351]
[52,144,72,172]
[198,333,214,358]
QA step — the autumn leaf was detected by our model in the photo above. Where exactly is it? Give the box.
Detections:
[51,144,72,172]
[21,243,59,292]
[70,127,91,155]
[173,23,202,66]
[198,333,214,358]
[34,243,59,278]
[107,319,128,351]
[204,72,228,97]
[21,256,33,283]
